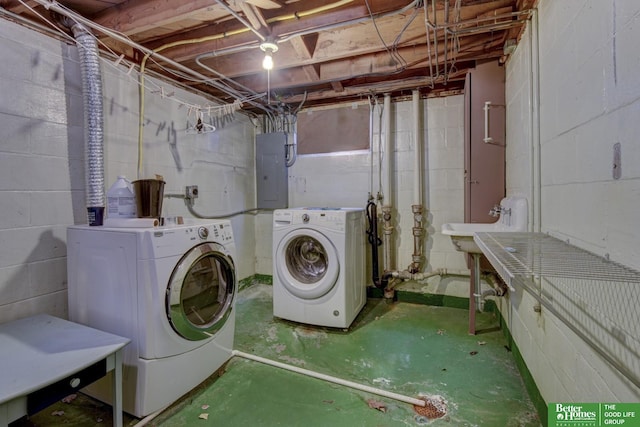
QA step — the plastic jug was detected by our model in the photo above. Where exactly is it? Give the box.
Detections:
[107,176,136,218]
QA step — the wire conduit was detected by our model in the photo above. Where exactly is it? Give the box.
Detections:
[232,350,426,407]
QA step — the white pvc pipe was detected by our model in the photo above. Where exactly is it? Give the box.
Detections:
[381,94,394,273]
[369,97,374,196]
[232,350,426,407]
[133,406,170,427]
[382,94,392,205]
[526,10,542,233]
[532,9,542,233]
[528,16,535,233]
[412,90,422,205]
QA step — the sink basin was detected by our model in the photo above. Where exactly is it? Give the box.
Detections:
[441,222,505,253]
[442,196,528,254]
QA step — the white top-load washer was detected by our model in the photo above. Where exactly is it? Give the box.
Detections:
[272,208,366,328]
[67,220,236,417]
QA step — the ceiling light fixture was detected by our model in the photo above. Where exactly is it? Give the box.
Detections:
[260,41,278,70]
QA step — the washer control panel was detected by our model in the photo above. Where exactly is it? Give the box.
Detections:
[209,222,234,242]
[198,227,209,239]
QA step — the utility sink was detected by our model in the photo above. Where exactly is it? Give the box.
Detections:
[442,223,502,253]
[442,196,528,335]
[442,196,528,254]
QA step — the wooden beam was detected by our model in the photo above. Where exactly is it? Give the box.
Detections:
[331,81,345,92]
[191,30,502,91]
[158,0,514,67]
[239,2,268,32]
[301,64,322,81]
[289,34,319,59]
[91,0,231,36]
[245,0,283,10]
[0,0,39,14]
[274,70,468,105]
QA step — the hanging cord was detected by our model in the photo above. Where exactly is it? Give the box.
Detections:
[366,200,383,287]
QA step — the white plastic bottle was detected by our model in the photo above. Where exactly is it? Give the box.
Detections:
[107,176,137,218]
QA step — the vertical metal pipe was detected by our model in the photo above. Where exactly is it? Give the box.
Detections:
[381,94,394,273]
[412,90,422,206]
[382,94,392,207]
[532,9,541,232]
[410,90,425,273]
[528,9,541,233]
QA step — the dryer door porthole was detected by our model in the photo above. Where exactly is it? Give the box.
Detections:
[166,242,236,341]
[276,228,339,300]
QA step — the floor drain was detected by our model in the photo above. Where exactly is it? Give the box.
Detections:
[413,395,447,419]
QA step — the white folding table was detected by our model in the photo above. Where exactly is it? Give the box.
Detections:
[0,314,129,427]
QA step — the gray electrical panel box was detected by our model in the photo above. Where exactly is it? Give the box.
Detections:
[256,132,289,209]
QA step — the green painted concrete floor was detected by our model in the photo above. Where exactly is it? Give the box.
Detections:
[17,284,541,426]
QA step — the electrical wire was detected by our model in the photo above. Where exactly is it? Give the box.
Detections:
[364,0,403,72]
[186,205,274,219]
[389,6,421,70]
[423,1,435,88]
[447,0,463,78]
[16,0,251,116]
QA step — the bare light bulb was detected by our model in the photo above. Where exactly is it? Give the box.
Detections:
[262,52,273,70]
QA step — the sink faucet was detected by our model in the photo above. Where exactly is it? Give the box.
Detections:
[489,204,501,217]
[489,205,511,221]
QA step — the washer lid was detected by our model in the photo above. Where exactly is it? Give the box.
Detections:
[166,242,235,341]
[276,228,339,300]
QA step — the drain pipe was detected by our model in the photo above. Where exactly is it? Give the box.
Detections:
[409,89,425,273]
[378,92,431,294]
[473,273,508,311]
[484,272,508,297]
[380,268,470,289]
[381,94,394,277]
[381,268,507,296]
[232,350,426,408]
[63,19,105,225]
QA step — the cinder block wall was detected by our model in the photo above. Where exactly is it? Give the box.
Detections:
[504,0,640,402]
[262,96,470,296]
[0,19,256,323]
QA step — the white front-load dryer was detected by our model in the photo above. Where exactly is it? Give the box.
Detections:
[67,220,236,417]
[272,208,366,328]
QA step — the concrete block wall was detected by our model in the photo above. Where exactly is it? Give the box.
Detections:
[504,0,640,402]
[0,20,79,323]
[0,18,256,323]
[272,96,470,296]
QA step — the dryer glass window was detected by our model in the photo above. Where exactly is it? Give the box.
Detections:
[182,255,228,326]
[286,236,328,284]
[167,243,235,341]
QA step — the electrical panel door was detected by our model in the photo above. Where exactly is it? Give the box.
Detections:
[256,132,289,209]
